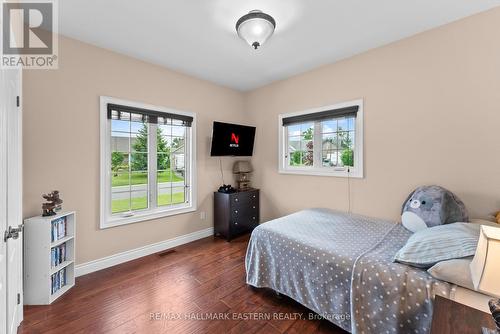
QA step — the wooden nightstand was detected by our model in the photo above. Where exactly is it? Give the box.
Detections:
[431,295,497,334]
[213,188,259,241]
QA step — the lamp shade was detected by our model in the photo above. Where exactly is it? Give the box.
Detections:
[470,225,500,298]
[233,161,253,174]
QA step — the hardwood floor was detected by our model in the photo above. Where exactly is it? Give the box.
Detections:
[19,235,348,334]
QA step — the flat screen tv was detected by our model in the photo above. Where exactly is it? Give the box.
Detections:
[210,121,256,156]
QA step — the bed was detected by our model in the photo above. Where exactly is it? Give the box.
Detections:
[245,208,453,334]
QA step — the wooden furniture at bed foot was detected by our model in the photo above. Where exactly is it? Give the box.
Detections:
[214,188,259,241]
[431,295,496,334]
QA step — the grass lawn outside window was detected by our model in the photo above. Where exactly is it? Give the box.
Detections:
[112,170,183,186]
[112,192,186,213]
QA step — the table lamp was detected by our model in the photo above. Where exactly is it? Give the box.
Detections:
[233,161,253,190]
[470,225,500,334]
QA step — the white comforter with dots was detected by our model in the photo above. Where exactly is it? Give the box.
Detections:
[245,209,452,334]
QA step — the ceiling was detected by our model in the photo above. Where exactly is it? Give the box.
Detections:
[59,0,500,91]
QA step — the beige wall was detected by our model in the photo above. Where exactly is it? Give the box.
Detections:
[245,7,500,223]
[23,8,500,265]
[23,36,245,264]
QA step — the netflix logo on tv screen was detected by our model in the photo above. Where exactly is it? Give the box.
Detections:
[210,122,256,156]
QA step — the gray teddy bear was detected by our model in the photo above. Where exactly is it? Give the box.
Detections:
[401,185,469,232]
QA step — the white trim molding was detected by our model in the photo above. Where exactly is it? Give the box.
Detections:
[278,99,364,178]
[75,227,213,277]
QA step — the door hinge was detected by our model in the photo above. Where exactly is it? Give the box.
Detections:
[16,96,20,107]
[17,293,20,305]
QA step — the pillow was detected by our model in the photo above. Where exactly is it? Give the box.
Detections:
[394,223,479,268]
[427,258,474,289]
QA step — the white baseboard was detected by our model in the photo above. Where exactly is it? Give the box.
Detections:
[75,227,214,277]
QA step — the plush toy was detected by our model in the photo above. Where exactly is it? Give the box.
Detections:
[401,185,469,232]
[495,212,500,225]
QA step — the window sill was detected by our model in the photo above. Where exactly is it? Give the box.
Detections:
[278,167,363,178]
[100,204,197,229]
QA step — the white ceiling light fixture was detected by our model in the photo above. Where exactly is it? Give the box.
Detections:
[236,10,276,50]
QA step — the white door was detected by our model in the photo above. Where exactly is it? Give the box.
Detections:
[0,68,23,334]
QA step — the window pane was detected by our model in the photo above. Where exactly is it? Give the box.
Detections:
[130,191,148,210]
[158,180,171,207]
[287,121,314,167]
[322,134,338,150]
[288,136,301,151]
[157,153,169,172]
[157,170,184,183]
[322,120,337,133]
[339,148,354,167]
[158,170,185,206]
[171,126,186,137]
[347,117,355,131]
[130,153,148,172]
[288,150,313,167]
[338,131,352,150]
[289,150,305,166]
[172,187,186,204]
[111,132,129,152]
[322,150,337,167]
[158,124,172,137]
[111,152,129,178]
[287,124,301,136]
[321,150,335,167]
[348,131,355,149]
[130,171,148,185]
[130,122,146,134]
[111,119,130,132]
[302,150,313,166]
[112,170,130,188]
[131,125,148,153]
[112,188,131,213]
[300,123,314,140]
[338,117,348,132]
[300,139,313,152]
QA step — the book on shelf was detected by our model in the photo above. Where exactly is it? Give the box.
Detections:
[51,243,67,268]
[51,216,67,242]
[51,267,67,295]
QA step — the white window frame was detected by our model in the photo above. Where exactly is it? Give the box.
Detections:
[99,96,197,229]
[278,99,364,178]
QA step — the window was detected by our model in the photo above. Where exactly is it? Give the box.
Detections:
[100,97,196,228]
[278,100,363,178]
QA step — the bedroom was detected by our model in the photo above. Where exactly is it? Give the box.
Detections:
[1,0,500,333]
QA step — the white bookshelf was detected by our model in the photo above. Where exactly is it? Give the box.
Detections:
[24,211,76,305]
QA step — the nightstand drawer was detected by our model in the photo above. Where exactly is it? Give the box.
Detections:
[231,190,259,207]
[230,217,258,234]
[230,205,258,219]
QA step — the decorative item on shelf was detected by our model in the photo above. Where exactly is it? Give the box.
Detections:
[470,225,500,334]
[42,190,63,217]
[233,160,253,190]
